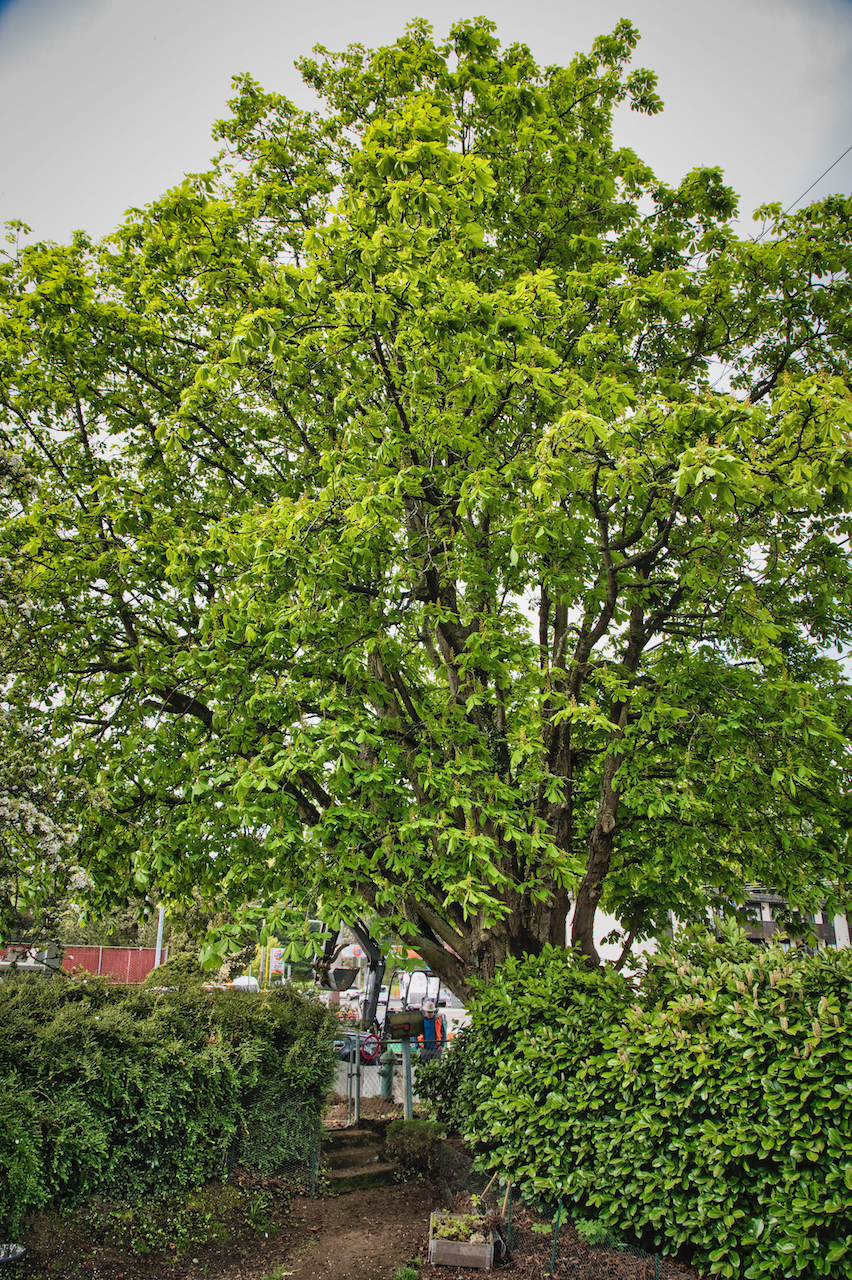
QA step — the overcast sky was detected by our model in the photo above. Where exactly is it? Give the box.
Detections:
[0,0,851,245]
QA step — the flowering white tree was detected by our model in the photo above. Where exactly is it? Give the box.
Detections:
[0,705,91,943]
[0,450,97,943]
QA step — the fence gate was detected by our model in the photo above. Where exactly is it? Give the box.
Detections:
[336,1035,416,1124]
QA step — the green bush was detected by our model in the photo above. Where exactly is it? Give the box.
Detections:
[573,1217,622,1249]
[385,1118,444,1176]
[416,1023,504,1135]
[0,1078,47,1237]
[0,976,336,1238]
[141,950,207,986]
[452,931,852,1279]
[418,945,631,1141]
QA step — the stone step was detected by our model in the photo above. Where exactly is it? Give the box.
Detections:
[322,1125,401,1191]
[328,1161,400,1191]
[322,1126,379,1148]
[325,1142,386,1170]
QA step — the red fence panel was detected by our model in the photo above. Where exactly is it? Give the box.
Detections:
[61,945,102,976]
[62,946,163,983]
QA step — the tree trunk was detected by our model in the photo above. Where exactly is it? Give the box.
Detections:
[403,879,569,1003]
[571,746,621,965]
[571,823,614,966]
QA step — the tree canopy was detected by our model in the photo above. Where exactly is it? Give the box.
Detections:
[1,18,851,995]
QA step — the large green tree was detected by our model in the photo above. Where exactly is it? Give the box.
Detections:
[1,20,851,994]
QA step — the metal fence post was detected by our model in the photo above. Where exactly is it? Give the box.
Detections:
[402,1037,413,1119]
[354,1042,361,1124]
[549,1200,562,1278]
[506,1183,513,1251]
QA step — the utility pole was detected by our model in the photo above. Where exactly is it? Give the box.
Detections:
[154,905,165,968]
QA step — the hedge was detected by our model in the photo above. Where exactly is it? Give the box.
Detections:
[0,974,336,1239]
[417,928,852,1279]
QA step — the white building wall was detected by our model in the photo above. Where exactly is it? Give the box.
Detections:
[834,912,851,949]
[567,905,852,962]
[565,903,659,965]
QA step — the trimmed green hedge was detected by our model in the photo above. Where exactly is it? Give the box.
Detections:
[418,929,852,1279]
[0,975,335,1238]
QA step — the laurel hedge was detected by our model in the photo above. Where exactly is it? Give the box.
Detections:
[0,975,335,1239]
[418,928,852,1279]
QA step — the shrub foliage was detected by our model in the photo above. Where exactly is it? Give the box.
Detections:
[385,1118,444,1177]
[421,930,852,1279]
[0,976,335,1238]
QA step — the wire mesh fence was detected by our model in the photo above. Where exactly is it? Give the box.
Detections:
[440,1139,507,1211]
[438,1141,696,1279]
[236,1086,322,1195]
[332,1034,421,1121]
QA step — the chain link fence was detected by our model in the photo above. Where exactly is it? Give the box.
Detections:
[332,1034,420,1121]
[237,1085,322,1195]
[439,1140,696,1279]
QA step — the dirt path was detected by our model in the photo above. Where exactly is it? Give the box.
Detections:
[272,1185,439,1280]
[18,1180,441,1280]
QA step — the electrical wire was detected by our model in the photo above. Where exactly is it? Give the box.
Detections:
[753,140,852,241]
[691,146,850,389]
[781,141,852,214]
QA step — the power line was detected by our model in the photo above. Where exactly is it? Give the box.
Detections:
[753,140,852,241]
[782,140,852,214]
[702,144,851,388]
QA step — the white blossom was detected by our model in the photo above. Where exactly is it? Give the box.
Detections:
[0,702,102,942]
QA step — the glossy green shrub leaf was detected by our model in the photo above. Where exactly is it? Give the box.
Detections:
[430,931,852,1279]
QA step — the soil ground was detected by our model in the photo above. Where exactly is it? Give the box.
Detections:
[278,1184,437,1280]
[432,1196,701,1280]
[324,1094,406,1129]
[13,1183,439,1280]
[13,1180,703,1280]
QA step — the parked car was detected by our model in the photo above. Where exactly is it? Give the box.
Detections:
[344,983,388,1005]
[333,1030,382,1062]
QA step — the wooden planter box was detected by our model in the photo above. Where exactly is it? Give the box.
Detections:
[428,1211,503,1270]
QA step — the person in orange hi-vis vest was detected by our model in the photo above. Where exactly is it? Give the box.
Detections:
[417,997,446,1061]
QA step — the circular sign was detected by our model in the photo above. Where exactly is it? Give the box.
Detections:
[360,1034,381,1062]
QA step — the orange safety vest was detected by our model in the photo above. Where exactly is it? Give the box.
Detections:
[417,1013,446,1048]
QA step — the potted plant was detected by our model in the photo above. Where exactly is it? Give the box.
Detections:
[428,1209,504,1270]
